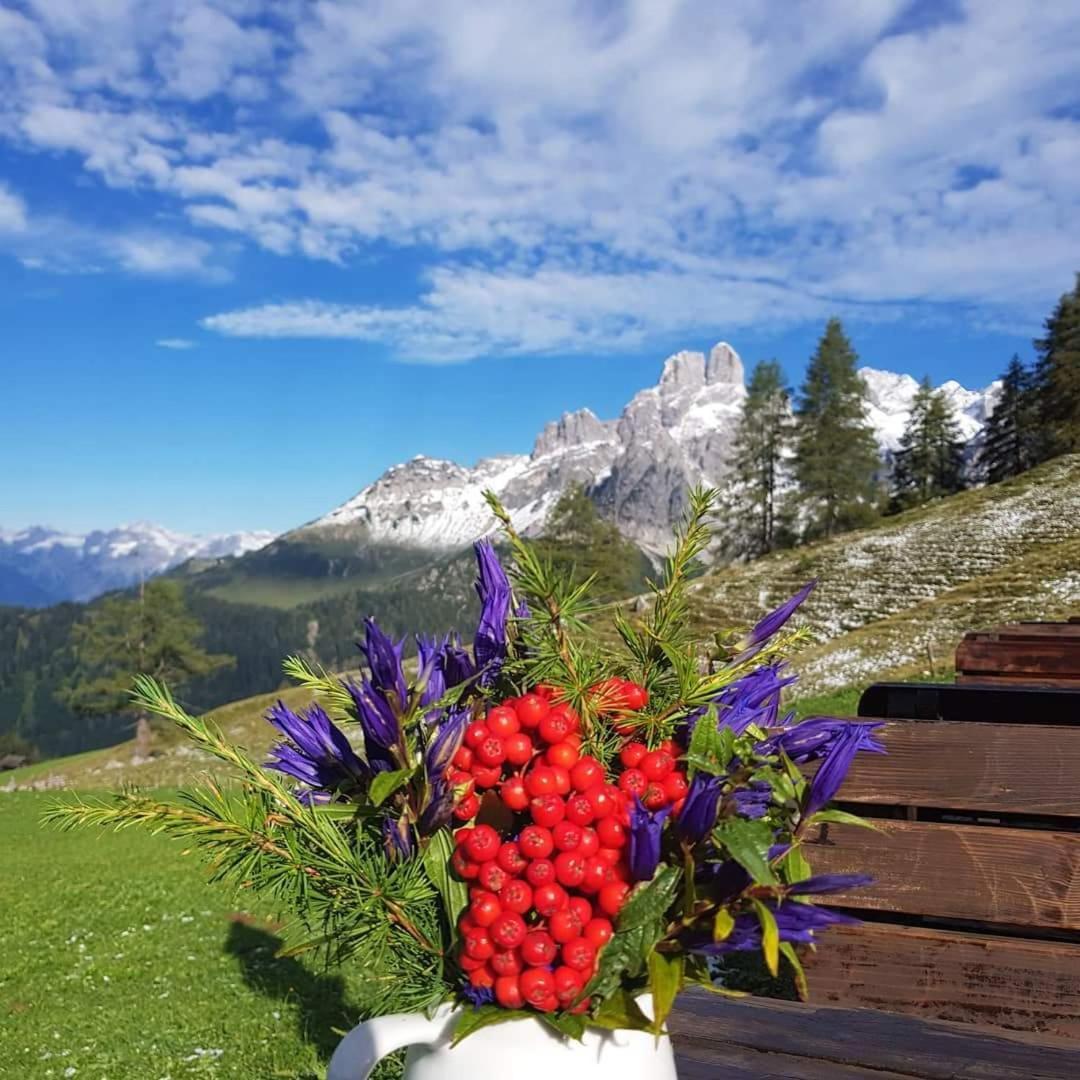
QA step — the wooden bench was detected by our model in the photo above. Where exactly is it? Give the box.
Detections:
[956,622,1080,687]
[669,679,1080,1077]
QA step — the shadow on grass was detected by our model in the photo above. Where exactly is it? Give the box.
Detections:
[225,916,354,1064]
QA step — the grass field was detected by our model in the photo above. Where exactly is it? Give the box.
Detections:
[1,793,398,1080]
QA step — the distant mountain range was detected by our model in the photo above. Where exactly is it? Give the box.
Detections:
[0,523,273,606]
[1,344,998,607]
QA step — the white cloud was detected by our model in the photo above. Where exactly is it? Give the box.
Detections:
[156,337,197,349]
[2,1,1079,356]
[0,183,28,232]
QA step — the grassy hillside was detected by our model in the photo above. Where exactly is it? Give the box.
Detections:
[687,454,1080,696]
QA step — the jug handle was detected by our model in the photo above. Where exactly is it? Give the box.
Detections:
[327,1008,452,1080]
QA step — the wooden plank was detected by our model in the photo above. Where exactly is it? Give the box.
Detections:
[825,720,1080,815]
[804,819,1080,929]
[956,673,1080,688]
[803,923,1080,1039]
[670,991,1080,1079]
[858,682,1080,725]
[957,639,1080,677]
[997,624,1080,638]
[674,1038,923,1079]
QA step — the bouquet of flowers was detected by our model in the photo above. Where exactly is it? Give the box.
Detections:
[49,489,882,1043]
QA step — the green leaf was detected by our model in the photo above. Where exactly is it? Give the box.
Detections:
[686,707,736,777]
[369,767,415,807]
[781,845,812,884]
[451,1005,533,1046]
[714,818,779,886]
[647,950,683,1034]
[779,941,809,1000]
[540,1011,586,1041]
[587,989,653,1032]
[751,899,779,977]
[618,866,682,932]
[712,908,735,942]
[422,829,469,932]
[806,808,882,831]
[582,924,649,1003]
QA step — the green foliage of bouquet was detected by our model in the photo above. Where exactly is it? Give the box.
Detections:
[47,488,882,1041]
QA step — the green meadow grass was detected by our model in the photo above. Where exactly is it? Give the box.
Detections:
[1,793,400,1080]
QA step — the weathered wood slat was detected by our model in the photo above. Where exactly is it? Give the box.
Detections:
[957,638,1080,677]
[956,673,1080,687]
[802,923,1080,1038]
[804,819,1080,929]
[827,720,1080,815]
[674,1038,922,1079]
[669,991,1080,1079]
[858,682,1080,725]
[994,624,1080,638]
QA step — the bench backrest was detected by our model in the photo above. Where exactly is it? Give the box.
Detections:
[798,682,1080,1040]
[956,623,1080,687]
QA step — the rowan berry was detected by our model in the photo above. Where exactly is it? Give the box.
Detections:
[598,881,631,917]
[491,948,523,976]
[554,965,584,1005]
[464,722,490,749]
[643,782,668,810]
[497,841,528,876]
[514,693,550,729]
[548,907,583,944]
[579,855,613,894]
[529,794,565,829]
[525,766,558,797]
[565,793,596,827]
[585,783,619,818]
[619,742,648,768]
[463,929,495,961]
[519,967,555,1007]
[640,750,674,781]
[622,683,649,711]
[525,858,555,887]
[490,911,527,950]
[532,882,569,917]
[552,820,583,851]
[464,825,500,863]
[486,706,520,738]
[469,891,502,928]
[453,745,475,770]
[662,771,688,802]
[570,756,604,792]
[569,896,592,924]
[471,764,502,789]
[495,974,524,1009]
[453,793,480,822]
[577,827,600,858]
[545,741,579,770]
[562,937,596,972]
[503,732,534,766]
[518,825,554,859]
[476,736,507,768]
[520,931,558,967]
[500,776,529,812]
[499,878,533,915]
[553,850,586,889]
[618,769,648,798]
[583,917,614,950]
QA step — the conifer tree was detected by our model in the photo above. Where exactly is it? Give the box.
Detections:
[794,318,881,538]
[726,360,794,556]
[1034,273,1080,460]
[891,377,966,510]
[60,579,234,759]
[982,355,1037,482]
[534,484,650,602]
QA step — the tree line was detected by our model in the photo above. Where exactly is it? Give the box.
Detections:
[725,272,1080,557]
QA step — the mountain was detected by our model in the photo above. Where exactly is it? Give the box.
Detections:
[9,455,1079,793]
[0,523,275,606]
[297,343,997,558]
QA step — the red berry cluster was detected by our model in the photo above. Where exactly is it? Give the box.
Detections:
[448,684,689,1013]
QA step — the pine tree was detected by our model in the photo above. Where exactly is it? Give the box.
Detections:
[1034,273,1080,460]
[982,355,1037,482]
[534,484,651,602]
[794,318,881,538]
[891,377,966,510]
[60,579,234,759]
[726,360,794,556]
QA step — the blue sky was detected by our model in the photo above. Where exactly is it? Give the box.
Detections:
[1,0,1078,535]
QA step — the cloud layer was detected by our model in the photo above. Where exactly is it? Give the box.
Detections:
[2,1,1078,358]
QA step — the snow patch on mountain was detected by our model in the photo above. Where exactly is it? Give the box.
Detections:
[308,343,997,558]
[0,523,275,606]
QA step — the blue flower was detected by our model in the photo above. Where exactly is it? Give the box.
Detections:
[628,798,673,881]
[415,634,447,710]
[677,773,723,844]
[788,873,873,895]
[264,701,367,796]
[460,982,495,1008]
[359,617,408,713]
[733,581,816,664]
[473,539,511,682]
[692,900,860,956]
[441,635,477,688]
[417,706,471,835]
[683,663,796,740]
[759,716,885,764]
[802,723,883,818]
[342,679,400,774]
[730,780,772,820]
[382,812,415,861]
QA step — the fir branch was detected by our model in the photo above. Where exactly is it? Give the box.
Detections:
[281,655,356,719]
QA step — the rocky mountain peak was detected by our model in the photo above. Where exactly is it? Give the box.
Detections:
[706,342,744,385]
[532,408,613,459]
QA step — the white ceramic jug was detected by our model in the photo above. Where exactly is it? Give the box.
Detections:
[326,1002,678,1080]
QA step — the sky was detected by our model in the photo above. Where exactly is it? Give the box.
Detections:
[1,0,1078,536]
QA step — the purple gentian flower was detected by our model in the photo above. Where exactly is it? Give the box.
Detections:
[730,780,772,820]
[628,798,673,882]
[460,983,495,1008]
[473,540,511,681]
[383,812,415,861]
[424,705,470,778]
[760,717,885,764]
[416,634,447,709]
[342,679,400,774]
[803,722,883,818]
[360,617,408,713]
[683,663,795,740]
[678,773,723,844]
[789,873,873,896]
[441,635,477,687]
[733,581,816,664]
[692,900,859,955]
[265,701,367,795]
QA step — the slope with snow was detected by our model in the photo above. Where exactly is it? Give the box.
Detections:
[0,523,275,606]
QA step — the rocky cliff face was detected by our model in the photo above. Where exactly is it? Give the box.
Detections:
[305,340,997,557]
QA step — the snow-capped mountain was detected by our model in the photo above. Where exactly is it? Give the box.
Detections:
[0,523,275,606]
[301,343,998,557]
